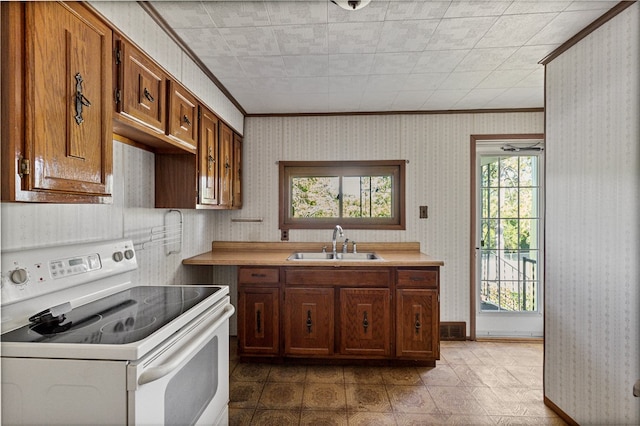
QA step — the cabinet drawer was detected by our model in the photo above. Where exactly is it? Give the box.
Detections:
[239,267,279,284]
[397,269,438,288]
[285,268,390,286]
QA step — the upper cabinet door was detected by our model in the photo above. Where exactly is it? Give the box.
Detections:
[199,107,219,206]
[167,80,198,151]
[22,2,112,198]
[218,122,234,207]
[117,38,166,133]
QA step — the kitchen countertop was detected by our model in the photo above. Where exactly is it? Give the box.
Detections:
[182,241,444,267]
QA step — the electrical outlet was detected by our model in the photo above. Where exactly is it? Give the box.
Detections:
[419,206,428,219]
[281,229,289,241]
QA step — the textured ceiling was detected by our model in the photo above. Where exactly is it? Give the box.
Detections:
[150,1,615,114]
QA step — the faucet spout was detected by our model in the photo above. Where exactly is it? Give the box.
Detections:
[332,225,344,256]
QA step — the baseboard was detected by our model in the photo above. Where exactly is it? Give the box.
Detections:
[475,336,543,343]
[544,396,579,426]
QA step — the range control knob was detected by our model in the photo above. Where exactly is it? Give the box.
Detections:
[112,251,124,262]
[124,249,135,260]
[10,268,28,285]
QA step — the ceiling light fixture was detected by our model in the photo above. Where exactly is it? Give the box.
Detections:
[331,0,372,11]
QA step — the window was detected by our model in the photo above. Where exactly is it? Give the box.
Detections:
[279,160,406,230]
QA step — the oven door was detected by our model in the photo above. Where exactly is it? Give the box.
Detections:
[128,297,234,426]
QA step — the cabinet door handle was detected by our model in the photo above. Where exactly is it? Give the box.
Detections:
[306,310,312,333]
[415,313,421,333]
[143,87,155,103]
[256,309,262,334]
[183,114,191,126]
[74,73,91,125]
[362,311,369,333]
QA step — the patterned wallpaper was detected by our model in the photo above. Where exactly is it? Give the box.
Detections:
[89,1,244,133]
[213,111,544,333]
[544,3,640,424]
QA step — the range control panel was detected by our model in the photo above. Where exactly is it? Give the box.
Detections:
[1,240,137,307]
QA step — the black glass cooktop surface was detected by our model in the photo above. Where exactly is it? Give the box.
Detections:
[1,286,223,345]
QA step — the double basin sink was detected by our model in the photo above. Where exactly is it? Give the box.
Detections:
[287,252,382,261]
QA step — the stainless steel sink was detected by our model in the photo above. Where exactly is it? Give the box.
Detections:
[287,252,382,261]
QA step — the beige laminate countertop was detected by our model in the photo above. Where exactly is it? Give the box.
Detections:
[183,241,444,267]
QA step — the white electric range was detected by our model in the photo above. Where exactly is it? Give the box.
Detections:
[1,239,234,425]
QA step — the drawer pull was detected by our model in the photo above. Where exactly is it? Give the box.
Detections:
[74,73,91,125]
[306,310,313,333]
[143,87,155,103]
[362,311,369,333]
[415,313,421,333]
[410,276,423,281]
[251,273,267,278]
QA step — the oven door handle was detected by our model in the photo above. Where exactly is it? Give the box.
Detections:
[137,304,235,386]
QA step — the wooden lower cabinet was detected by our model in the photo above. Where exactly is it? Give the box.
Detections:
[284,288,334,356]
[396,289,439,359]
[339,288,390,356]
[237,266,440,364]
[238,286,279,356]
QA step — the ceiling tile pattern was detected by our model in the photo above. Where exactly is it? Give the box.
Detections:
[150,0,616,114]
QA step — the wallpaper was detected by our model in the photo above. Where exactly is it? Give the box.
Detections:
[544,3,640,424]
[213,111,544,332]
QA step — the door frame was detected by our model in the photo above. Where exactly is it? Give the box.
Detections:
[469,134,544,340]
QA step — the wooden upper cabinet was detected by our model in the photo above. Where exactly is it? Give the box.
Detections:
[198,107,220,206]
[1,1,113,203]
[167,80,198,151]
[219,122,234,207]
[115,37,166,134]
[233,133,243,208]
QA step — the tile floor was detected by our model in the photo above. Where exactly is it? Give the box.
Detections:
[228,339,566,425]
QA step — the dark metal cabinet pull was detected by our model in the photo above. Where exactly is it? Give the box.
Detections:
[306,310,312,333]
[363,311,369,333]
[256,310,261,333]
[415,313,421,333]
[74,73,91,125]
[143,87,155,102]
[251,273,266,278]
[183,115,191,126]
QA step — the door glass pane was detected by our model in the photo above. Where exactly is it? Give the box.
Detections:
[479,154,541,313]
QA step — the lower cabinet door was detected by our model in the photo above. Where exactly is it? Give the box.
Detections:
[284,288,334,356]
[396,289,439,359]
[339,288,391,356]
[238,286,279,355]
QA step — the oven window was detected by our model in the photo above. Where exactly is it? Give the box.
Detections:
[165,337,218,426]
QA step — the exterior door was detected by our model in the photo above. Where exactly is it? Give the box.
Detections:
[474,139,544,337]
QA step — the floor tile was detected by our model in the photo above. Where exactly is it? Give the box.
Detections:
[428,386,489,416]
[306,365,345,383]
[386,385,439,414]
[380,366,423,385]
[347,411,397,426]
[302,382,347,410]
[258,382,305,409]
[395,413,452,425]
[300,409,348,426]
[228,407,254,426]
[268,364,307,383]
[345,383,392,412]
[344,365,384,384]
[418,364,463,387]
[229,381,264,408]
[250,409,300,425]
[231,362,271,382]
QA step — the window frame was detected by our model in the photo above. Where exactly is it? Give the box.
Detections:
[278,160,406,230]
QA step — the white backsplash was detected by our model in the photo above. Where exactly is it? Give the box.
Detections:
[1,142,216,288]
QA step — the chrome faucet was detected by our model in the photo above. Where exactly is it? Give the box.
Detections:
[342,238,349,254]
[332,225,344,257]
